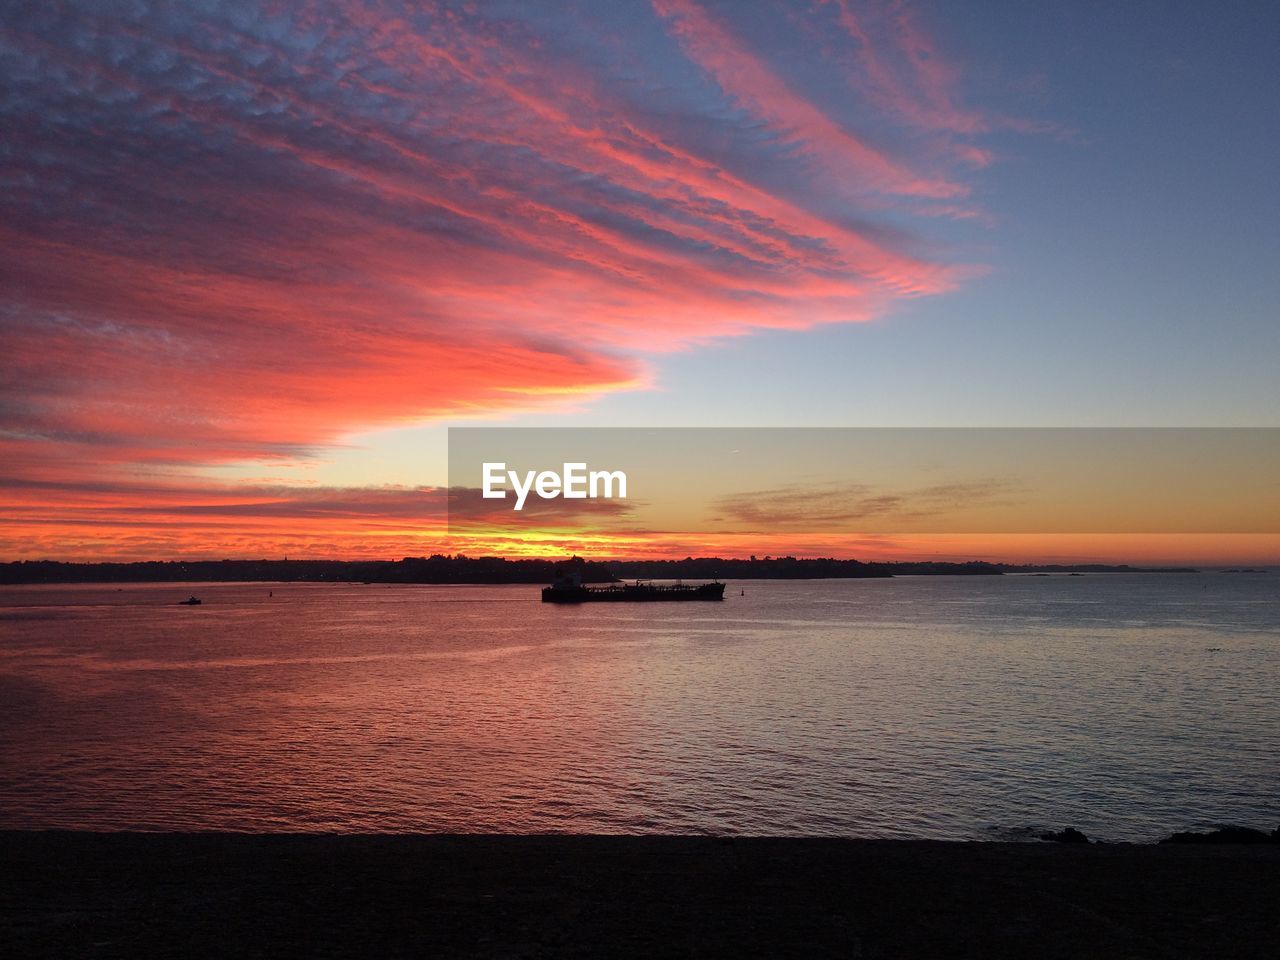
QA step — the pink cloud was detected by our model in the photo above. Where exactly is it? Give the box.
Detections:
[0,1,1024,557]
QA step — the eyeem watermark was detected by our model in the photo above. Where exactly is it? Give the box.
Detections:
[482,462,627,511]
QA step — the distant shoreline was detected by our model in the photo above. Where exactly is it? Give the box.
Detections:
[0,556,1204,585]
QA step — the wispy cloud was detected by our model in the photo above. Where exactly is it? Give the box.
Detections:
[712,478,1022,529]
[0,0,1028,556]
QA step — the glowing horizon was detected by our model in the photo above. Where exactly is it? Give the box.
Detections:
[2,2,1277,563]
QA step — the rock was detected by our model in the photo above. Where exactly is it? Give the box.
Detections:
[1039,827,1089,844]
[1160,826,1274,844]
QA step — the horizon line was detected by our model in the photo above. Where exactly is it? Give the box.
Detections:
[6,555,1271,569]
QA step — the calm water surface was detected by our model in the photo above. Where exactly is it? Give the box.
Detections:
[1,575,1276,840]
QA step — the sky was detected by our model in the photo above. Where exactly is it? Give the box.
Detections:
[2,0,1277,562]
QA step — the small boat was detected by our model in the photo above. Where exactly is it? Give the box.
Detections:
[541,573,725,603]
[179,596,202,605]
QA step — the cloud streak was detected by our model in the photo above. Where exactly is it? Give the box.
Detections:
[711,479,1022,529]
[1,0,1015,556]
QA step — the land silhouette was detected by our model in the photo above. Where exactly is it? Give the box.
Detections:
[3,832,1276,959]
[0,556,1197,584]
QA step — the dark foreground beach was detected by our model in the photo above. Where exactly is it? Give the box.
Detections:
[3,833,1277,959]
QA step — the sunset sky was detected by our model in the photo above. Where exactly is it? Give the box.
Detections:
[2,1,1277,562]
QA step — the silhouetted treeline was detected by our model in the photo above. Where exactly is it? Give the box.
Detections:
[605,558,1199,578]
[2,555,998,584]
[0,556,617,585]
[0,556,1198,585]
[604,557,998,579]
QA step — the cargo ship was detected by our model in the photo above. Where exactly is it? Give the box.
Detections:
[541,572,725,603]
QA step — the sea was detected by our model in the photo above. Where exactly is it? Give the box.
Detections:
[1,574,1276,840]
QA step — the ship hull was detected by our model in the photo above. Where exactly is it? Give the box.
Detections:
[542,582,725,603]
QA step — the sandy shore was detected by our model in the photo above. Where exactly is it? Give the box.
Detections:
[3,832,1277,958]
